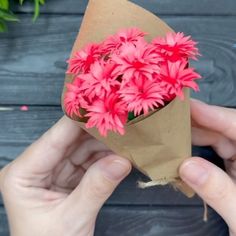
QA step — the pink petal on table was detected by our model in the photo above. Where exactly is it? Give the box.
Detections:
[20,105,29,111]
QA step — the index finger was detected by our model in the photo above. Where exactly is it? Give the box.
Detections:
[191,99,236,141]
[17,116,83,174]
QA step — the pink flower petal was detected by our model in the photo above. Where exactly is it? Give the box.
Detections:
[20,105,29,111]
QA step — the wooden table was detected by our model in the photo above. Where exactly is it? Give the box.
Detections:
[1,0,236,235]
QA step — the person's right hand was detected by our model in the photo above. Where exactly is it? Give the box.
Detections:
[179,99,236,236]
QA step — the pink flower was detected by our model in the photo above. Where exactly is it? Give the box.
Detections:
[102,28,146,53]
[119,77,165,116]
[63,28,202,136]
[64,78,87,118]
[67,43,101,75]
[152,32,200,62]
[85,92,128,136]
[79,61,120,101]
[159,61,201,99]
[112,42,161,84]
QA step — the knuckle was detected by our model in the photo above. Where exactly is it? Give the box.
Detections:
[230,229,236,236]
[204,173,232,201]
[206,185,227,201]
[0,166,9,192]
[0,163,17,193]
[86,174,113,199]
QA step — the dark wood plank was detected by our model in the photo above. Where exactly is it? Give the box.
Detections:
[11,0,236,15]
[0,107,61,144]
[96,206,228,236]
[0,205,228,236]
[0,107,225,206]
[0,208,9,236]
[1,16,236,106]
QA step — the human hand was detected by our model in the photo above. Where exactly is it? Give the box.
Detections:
[0,116,131,236]
[179,99,236,236]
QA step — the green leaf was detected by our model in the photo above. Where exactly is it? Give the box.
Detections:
[0,9,19,22]
[39,0,45,5]
[0,0,9,10]
[128,112,136,121]
[0,20,7,32]
[33,0,39,22]
[19,0,25,5]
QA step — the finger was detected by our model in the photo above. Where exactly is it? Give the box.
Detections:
[180,157,236,231]
[69,138,108,166]
[81,151,114,170]
[192,126,236,159]
[17,116,83,173]
[224,158,236,181]
[52,158,85,190]
[53,151,112,190]
[63,155,131,219]
[191,99,236,140]
[192,126,220,146]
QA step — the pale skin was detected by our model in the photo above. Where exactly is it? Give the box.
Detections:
[0,99,235,236]
[0,117,132,236]
[180,99,236,236]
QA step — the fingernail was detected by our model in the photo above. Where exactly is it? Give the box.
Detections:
[104,158,131,181]
[180,161,209,186]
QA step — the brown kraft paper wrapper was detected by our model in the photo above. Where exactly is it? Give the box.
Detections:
[62,0,194,197]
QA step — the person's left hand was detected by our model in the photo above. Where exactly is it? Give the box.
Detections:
[0,116,131,236]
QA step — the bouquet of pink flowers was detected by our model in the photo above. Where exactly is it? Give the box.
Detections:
[65,29,201,136]
[62,0,202,196]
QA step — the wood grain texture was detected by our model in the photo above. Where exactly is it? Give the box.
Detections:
[0,208,9,236]
[1,16,236,106]
[0,107,61,144]
[11,0,236,15]
[0,206,228,236]
[96,206,228,236]
[0,107,224,206]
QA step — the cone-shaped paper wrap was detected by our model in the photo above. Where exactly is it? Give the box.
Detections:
[62,0,194,197]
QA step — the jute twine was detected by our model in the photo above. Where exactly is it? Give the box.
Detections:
[138,178,176,188]
[137,179,208,222]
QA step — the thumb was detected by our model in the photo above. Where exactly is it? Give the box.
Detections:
[180,157,236,231]
[64,155,131,218]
